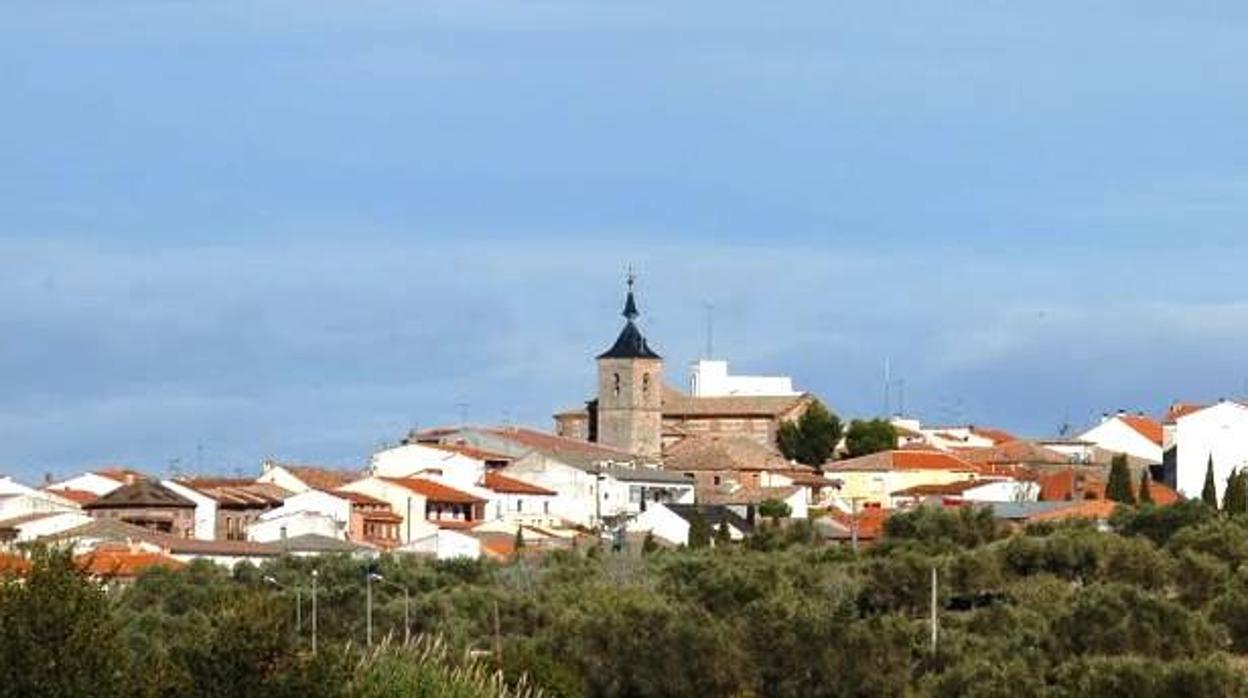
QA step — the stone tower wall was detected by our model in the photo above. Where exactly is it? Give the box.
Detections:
[597,357,663,459]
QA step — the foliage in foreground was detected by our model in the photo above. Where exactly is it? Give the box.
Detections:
[6,501,1248,696]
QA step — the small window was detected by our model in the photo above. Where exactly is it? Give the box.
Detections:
[713,475,721,486]
[613,373,621,396]
[516,499,523,512]
[643,373,650,394]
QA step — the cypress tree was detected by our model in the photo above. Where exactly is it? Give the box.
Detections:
[1225,470,1248,516]
[715,519,732,546]
[687,511,712,548]
[1203,455,1219,508]
[1106,454,1136,504]
[1138,468,1154,505]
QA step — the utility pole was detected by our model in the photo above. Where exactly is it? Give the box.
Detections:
[929,566,939,654]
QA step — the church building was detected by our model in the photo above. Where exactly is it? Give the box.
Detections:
[554,277,815,457]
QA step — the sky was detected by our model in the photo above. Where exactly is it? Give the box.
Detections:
[3,1,1248,481]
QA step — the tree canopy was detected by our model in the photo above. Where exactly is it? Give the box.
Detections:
[843,418,898,459]
[776,399,842,468]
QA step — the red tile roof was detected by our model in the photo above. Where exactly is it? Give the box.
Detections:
[1164,402,1207,423]
[1029,499,1118,523]
[959,440,1070,467]
[484,427,637,460]
[1119,415,1164,446]
[380,477,486,504]
[828,507,889,540]
[827,450,977,472]
[428,442,514,463]
[483,471,556,496]
[48,487,99,505]
[892,480,986,497]
[971,427,1018,445]
[0,552,30,576]
[75,547,185,578]
[1148,481,1181,505]
[277,464,363,491]
[1035,469,1105,501]
[334,489,389,506]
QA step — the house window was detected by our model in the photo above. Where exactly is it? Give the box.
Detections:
[516,499,523,512]
[543,501,550,514]
[713,475,721,486]
[643,373,650,395]
[613,373,621,397]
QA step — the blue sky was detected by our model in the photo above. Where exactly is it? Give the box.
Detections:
[3,2,1248,480]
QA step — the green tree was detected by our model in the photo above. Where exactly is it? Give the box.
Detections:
[1203,455,1218,508]
[687,511,712,548]
[1105,454,1135,504]
[1138,468,1153,505]
[641,531,658,555]
[1225,469,1248,516]
[843,418,898,459]
[757,498,792,522]
[0,547,131,698]
[776,399,843,468]
[714,520,732,547]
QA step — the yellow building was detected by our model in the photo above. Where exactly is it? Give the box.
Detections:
[823,450,981,509]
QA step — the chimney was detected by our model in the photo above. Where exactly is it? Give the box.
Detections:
[124,472,136,486]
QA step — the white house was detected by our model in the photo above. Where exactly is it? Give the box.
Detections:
[689,359,798,398]
[370,443,487,488]
[0,510,93,546]
[890,478,1039,508]
[630,502,752,547]
[256,489,352,535]
[401,527,481,560]
[1173,401,1248,501]
[0,490,80,521]
[1077,412,1164,464]
[248,510,342,543]
[505,454,694,527]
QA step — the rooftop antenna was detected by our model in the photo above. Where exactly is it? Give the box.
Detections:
[897,378,906,417]
[457,402,470,427]
[703,302,714,359]
[882,358,892,417]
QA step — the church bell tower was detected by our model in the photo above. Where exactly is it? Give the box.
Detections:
[596,272,663,459]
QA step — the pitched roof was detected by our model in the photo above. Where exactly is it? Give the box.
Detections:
[75,547,185,578]
[696,485,800,506]
[665,503,754,534]
[427,442,514,463]
[0,511,66,530]
[380,477,487,504]
[1028,499,1118,523]
[970,426,1018,445]
[663,435,793,472]
[84,479,196,510]
[44,487,98,505]
[824,507,889,540]
[598,320,662,360]
[1119,415,1164,446]
[178,479,290,508]
[269,534,371,554]
[333,489,390,506]
[482,427,641,467]
[825,450,977,473]
[274,464,363,491]
[483,471,557,496]
[891,480,989,497]
[1035,469,1105,501]
[1164,402,1208,423]
[958,440,1071,467]
[661,385,811,418]
[47,519,285,558]
[94,468,147,483]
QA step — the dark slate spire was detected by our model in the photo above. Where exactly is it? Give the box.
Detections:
[598,271,661,360]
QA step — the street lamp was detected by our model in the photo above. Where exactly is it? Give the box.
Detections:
[262,576,302,633]
[370,573,412,645]
[311,569,319,655]
[366,571,381,646]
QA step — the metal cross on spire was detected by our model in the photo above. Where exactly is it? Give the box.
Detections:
[622,266,639,320]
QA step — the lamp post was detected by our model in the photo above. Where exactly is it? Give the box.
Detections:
[311,569,319,655]
[262,575,302,633]
[371,574,411,645]
[366,571,378,646]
